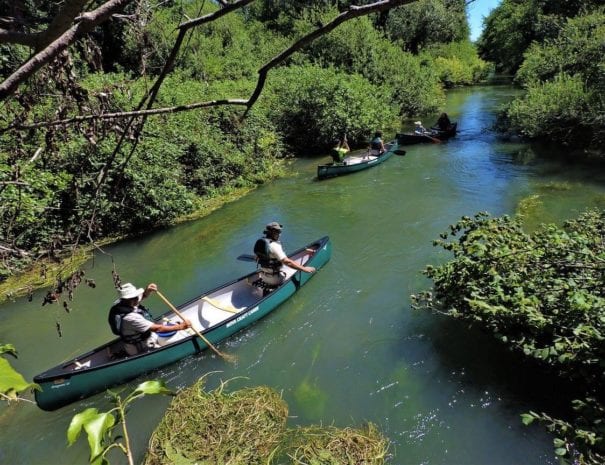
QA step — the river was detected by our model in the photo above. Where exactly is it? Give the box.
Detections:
[3,84,605,465]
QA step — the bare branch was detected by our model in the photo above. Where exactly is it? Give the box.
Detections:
[7,99,249,130]
[246,0,415,111]
[0,0,135,102]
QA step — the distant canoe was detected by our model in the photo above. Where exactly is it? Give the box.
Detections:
[33,236,331,411]
[396,122,457,145]
[317,143,401,180]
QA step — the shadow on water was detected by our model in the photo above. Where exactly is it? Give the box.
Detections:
[415,313,580,420]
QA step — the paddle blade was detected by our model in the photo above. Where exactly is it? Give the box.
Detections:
[237,254,257,262]
[394,149,406,156]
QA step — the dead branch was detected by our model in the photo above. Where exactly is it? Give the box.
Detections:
[7,99,249,131]
[0,0,135,102]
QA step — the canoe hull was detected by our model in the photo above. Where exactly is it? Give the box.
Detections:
[317,144,396,180]
[396,122,457,145]
[34,236,331,411]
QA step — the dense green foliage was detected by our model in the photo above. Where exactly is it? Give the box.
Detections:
[384,0,469,53]
[479,2,605,151]
[0,1,486,284]
[477,0,600,74]
[264,65,399,151]
[421,41,492,87]
[414,210,605,464]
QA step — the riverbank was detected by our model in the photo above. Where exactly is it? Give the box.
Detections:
[0,184,261,305]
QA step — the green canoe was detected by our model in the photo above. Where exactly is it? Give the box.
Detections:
[317,142,401,180]
[34,236,331,411]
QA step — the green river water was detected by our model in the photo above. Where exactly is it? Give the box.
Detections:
[3,84,605,465]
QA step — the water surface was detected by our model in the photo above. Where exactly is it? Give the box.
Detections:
[3,85,605,464]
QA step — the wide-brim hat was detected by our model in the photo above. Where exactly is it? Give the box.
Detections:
[265,221,283,232]
[414,121,422,125]
[118,283,144,300]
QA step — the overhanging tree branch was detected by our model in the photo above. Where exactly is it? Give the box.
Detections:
[4,0,416,131]
[0,0,135,101]
[246,0,415,112]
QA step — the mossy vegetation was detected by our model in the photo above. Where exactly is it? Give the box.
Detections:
[144,378,388,465]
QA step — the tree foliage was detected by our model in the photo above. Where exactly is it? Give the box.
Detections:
[480,2,605,151]
[0,0,484,288]
[383,0,468,53]
[414,210,605,464]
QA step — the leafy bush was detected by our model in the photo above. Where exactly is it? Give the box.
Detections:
[414,210,605,464]
[505,73,594,142]
[297,10,445,117]
[384,0,469,54]
[262,65,399,151]
[515,10,605,90]
[422,41,492,86]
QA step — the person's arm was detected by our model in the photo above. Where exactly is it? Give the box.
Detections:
[150,319,191,333]
[282,257,315,273]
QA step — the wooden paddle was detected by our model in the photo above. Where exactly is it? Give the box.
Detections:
[156,290,236,363]
[423,132,442,144]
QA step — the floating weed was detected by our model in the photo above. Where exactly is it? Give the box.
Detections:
[284,423,389,465]
[535,181,573,192]
[144,378,390,465]
[144,377,288,465]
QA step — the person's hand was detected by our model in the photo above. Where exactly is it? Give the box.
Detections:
[304,266,316,273]
[146,283,158,293]
[181,319,192,330]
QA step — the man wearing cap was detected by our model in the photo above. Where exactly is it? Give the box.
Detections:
[109,282,191,355]
[255,222,316,289]
[414,121,427,135]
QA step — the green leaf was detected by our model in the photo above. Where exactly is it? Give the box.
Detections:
[554,447,568,456]
[83,412,115,461]
[521,413,535,425]
[0,344,17,356]
[67,408,99,446]
[0,357,39,398]
[132,380,173,397]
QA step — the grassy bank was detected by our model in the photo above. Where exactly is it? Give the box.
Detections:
[0,183,264,305]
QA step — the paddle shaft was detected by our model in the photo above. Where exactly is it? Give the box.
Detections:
[155,290,232,361]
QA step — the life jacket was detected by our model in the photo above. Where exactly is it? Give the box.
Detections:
[254,237,282,274]
[108,302,153,344]
[370,137,383,151]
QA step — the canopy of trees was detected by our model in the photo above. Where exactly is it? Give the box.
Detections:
[0,0,487,286]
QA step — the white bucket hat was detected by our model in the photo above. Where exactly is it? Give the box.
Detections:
[118,283,144,300]
[414,121,422,125]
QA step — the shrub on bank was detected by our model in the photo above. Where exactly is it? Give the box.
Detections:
[413,210,605,464]
[263,65,399,151]
[505,73,594,143]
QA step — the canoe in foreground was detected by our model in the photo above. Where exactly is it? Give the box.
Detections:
[396,122,457,145]
[33,236,332,411]
[316,143,400,180]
